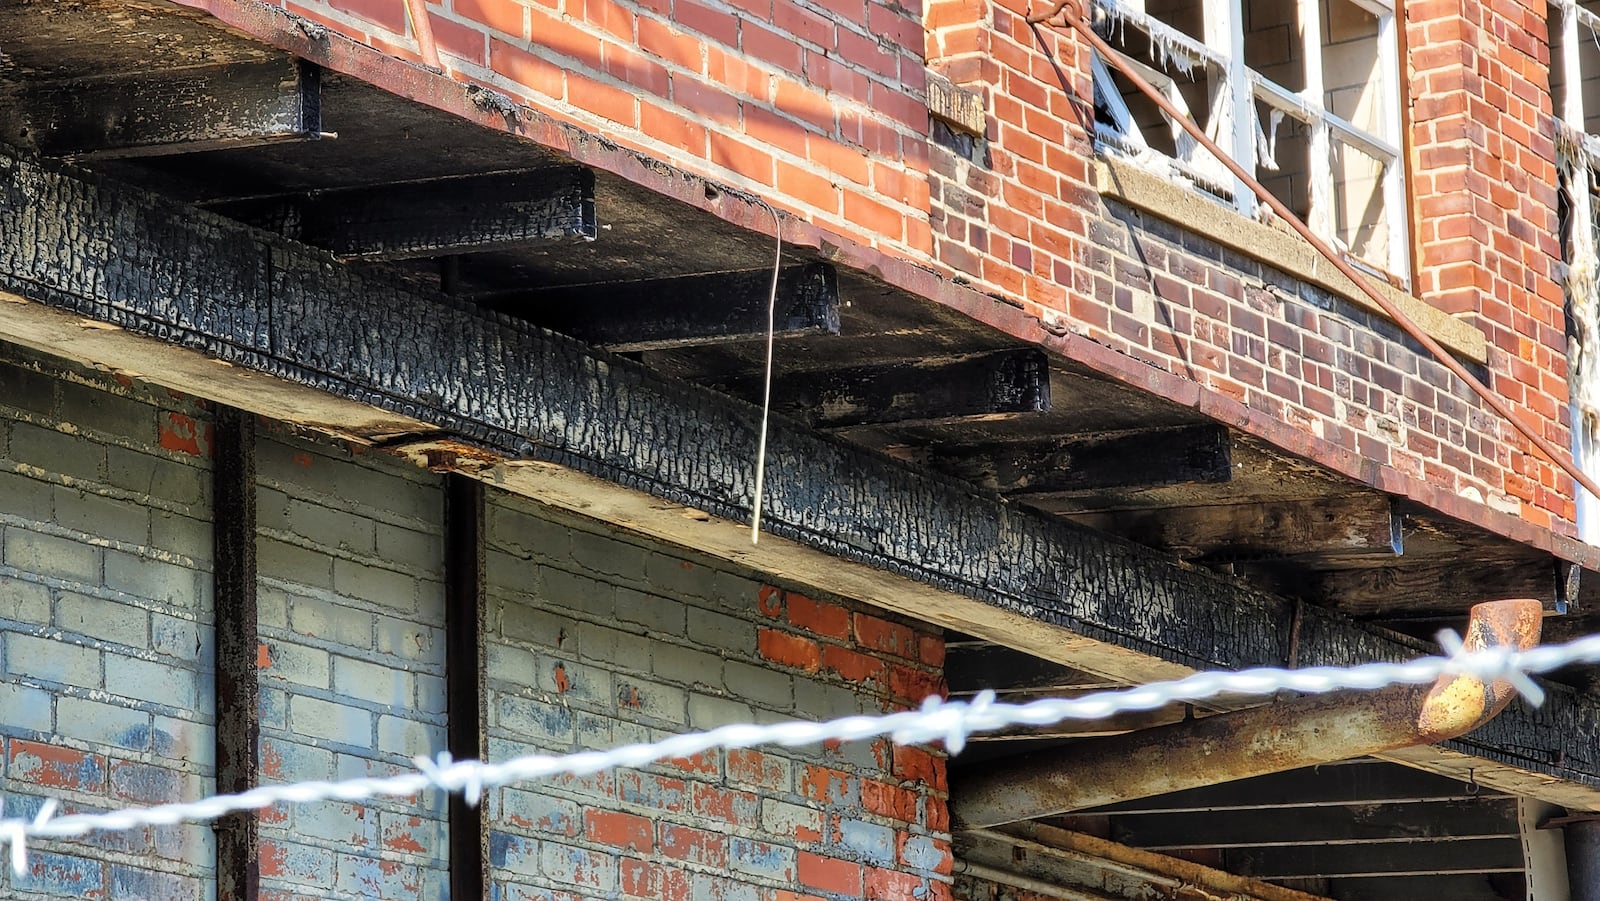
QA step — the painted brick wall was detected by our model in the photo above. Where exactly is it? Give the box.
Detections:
[275,0,933,254]
[254,427,450,901]
[484,490,952,901]
[0,346,216,900]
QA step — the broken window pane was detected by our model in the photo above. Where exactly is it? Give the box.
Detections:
[1330,137,1391,272]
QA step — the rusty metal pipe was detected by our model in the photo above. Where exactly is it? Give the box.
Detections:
[953,598,1543,829]
[403,0,442,70]
[1039,5,1600,505]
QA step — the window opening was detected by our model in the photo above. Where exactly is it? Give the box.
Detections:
[1091,0,1407,281]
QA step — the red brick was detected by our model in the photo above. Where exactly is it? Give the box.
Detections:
[329,0,406,32]
[159,411,212,457]
[640,101,708,155]
[798,852,862,895]
[427,12,487,63]
[799,764,853,804]
[638,17,704,71]
[621,859,657,896]
[758,628,820,671]
[489,37,563,97]
[861,779,918,822]
[892,745,945,789]
[659,823,728,867]
[822,644,886,684]
[852,612,915,658]
[454,0,525,36]
[585,809,653,853]
[691,783,758,827]
[784,592,850,638]
[9,741,106,793]
[727,749,788,790]
[866,867,924,898]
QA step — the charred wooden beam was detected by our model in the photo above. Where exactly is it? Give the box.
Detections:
[209,168,596,260]
[916,424,1230,495]
[1069,495,1402,561]
[1078,798,1520,850]
[1317,554,1570,616]
[496,263,840,351]
[1324,873,1525,901]
[444,476,487,899]
[2,59,321,159]
[714,349,1049,429]
[947,641,1111,695]
[1228,837,1525,879]
[4,149,1600,804]
[213,407,259,901]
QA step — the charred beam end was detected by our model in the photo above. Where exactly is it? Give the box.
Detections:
[1068,495,1403,562]
[723,348,1050,429]
[213,407,259,901]
[3,58,321,159]
[921,423,1230,495]
[1317,553,1570,616]
[498,263,840,352]
[209,167,597,260]
[444,476,486,900]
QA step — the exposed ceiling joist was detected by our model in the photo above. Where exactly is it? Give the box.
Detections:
[1228,836,1525,879]
[1083,798,1519,850]
[207,167,597,260]
[912,423,1232,496]
[493,263,839,352]
[1,58,322,159]
[1067,495,1402,561]
[1089,760,1493,814]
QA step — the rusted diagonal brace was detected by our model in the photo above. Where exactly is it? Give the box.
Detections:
[1035,2,1600,503]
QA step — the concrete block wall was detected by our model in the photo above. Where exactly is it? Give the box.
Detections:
[0,346,216,900]
[253,426,450,901]
[484,490,952,901]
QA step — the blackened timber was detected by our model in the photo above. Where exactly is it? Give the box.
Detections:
[1081,798,1520,850]
[500,263,840,351]
[1068,496,1403,561]
[1092,761,1494,814]
[2,59,321,159]
[444,476,487,900]
[213,407,259,901]
[1315,552,1567,615]
[916,424,1230,495]
[1228,837,1525,878]
[5,149,1600,799]
[209,168,597,260]
[716,349,1049,428]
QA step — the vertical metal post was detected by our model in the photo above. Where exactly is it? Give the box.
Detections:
[1566,818,1600,901]
[445,474,487,899]
[213,407,259,901]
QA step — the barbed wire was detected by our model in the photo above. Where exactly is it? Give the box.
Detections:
[6,628,1600,876]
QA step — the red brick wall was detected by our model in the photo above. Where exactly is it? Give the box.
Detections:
[273,0,934,253]
[1407,0,1573,523]
[248,0,1577,531]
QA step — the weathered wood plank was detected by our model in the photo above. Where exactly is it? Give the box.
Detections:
[1090,760,1497,814]
[1228,836,1525,878]
[497,263,839,351]
[3,148,1600,806]
[208,168,596,260]
[912,424,1231,495]
[713,349,1050,428]
[2,59,321,159]
[213,407,259,901]
[1068,495,1401,560]
[1315,554,1567,616]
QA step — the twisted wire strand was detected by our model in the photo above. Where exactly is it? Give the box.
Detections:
[7,629,1600,874]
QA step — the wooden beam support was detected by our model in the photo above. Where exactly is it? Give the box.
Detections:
[498,263,840,351]
[209,168,597,260]
[2,59,321,159]
[1094,761,1491,815]
[715,349,1050,429]
[1228,836,1525,878]
[914,424,1231,495]
[1078,798,1520,850]
[1068,495,1403,561]
[4,148,1600,807]
[212,406,259,901]
[1316,553,1571,616]
[444,476,487,900]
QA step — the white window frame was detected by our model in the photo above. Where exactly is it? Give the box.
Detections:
[1550,0,1600,543]
[1091,0,1409,282]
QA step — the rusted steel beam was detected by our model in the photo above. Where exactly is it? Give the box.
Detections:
[2,58,321,159]
[213,406,259,901]
[444,475,487,899]
[712,349,1050,429]
[492,263,840,352]
[208,168,596,260]
[953,599,1543,828]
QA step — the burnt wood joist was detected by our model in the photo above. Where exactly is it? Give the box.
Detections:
[712,349,1050,428]
[911,424,1231,495]
[1068,495,1403,561]
[4,148,1600,799]
[1,58,322,159]
[493,263,840,352]
[208,167,597,260]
